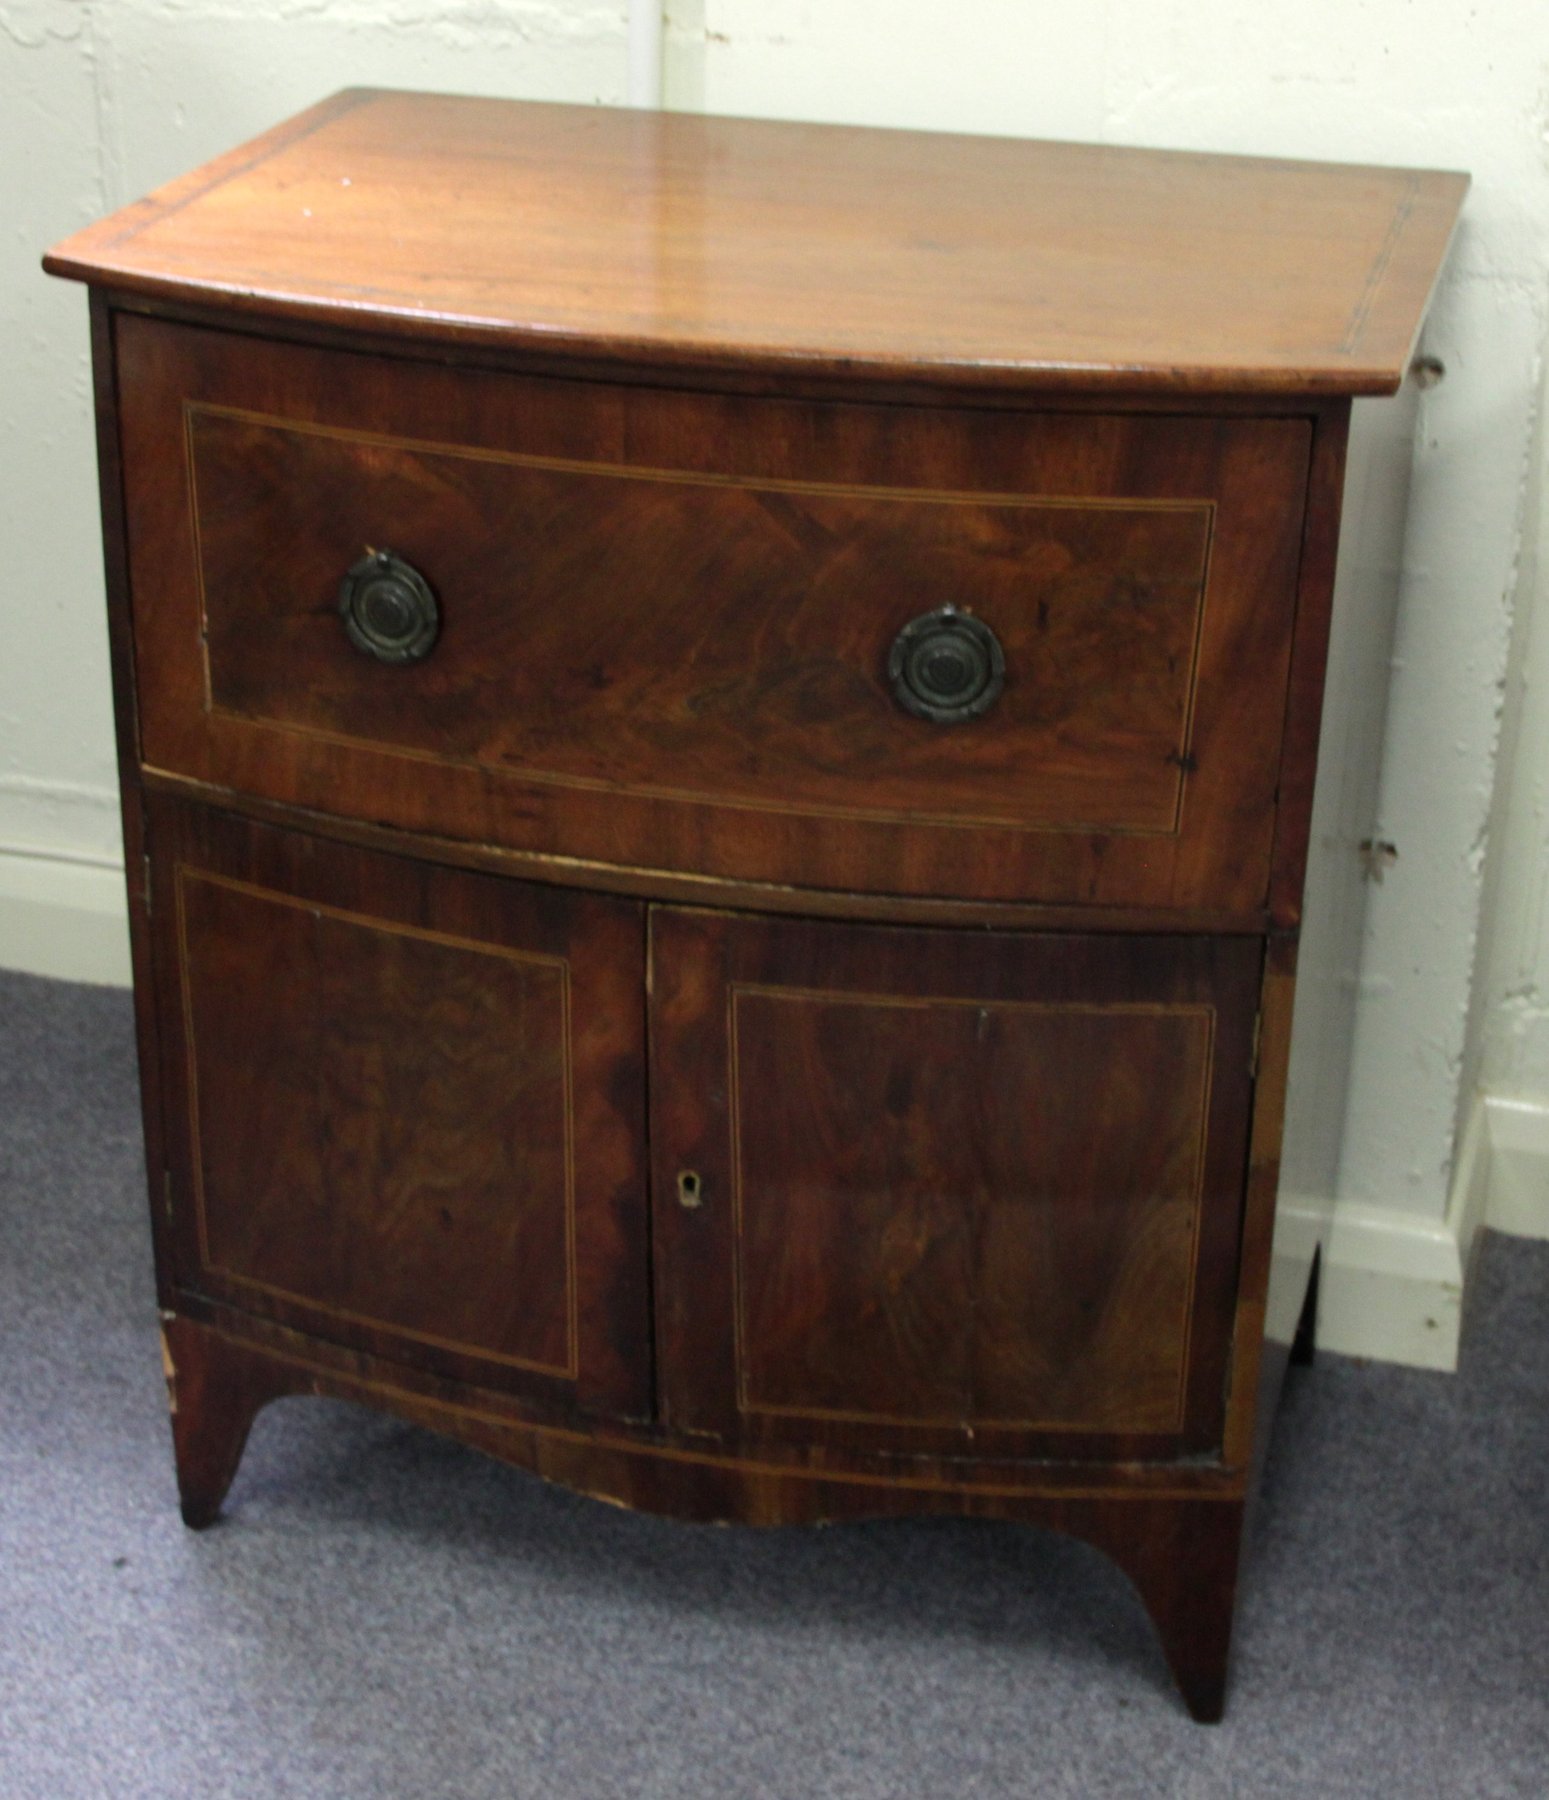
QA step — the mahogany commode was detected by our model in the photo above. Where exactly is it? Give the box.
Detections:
[45,90,1466,1721]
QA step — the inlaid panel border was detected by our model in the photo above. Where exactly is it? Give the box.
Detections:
[725,982,1217,1434]
[181,400,1216,839]
[173,864,581,1380]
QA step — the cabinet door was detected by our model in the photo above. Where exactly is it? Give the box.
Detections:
[149,799,650,1420]
[650,909,1260,1461]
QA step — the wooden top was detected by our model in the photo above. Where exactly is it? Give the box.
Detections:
[45,88,1467,396]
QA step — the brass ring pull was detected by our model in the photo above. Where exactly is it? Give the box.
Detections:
[888,605,1004,723]
[338,548,439,665]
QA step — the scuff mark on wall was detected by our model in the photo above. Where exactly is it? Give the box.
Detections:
[0,3,87,53]
[1360,839,1401,883]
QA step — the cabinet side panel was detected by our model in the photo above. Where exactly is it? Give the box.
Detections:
[91,295,174,1305]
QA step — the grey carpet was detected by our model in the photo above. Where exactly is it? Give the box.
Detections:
[1,967,1546,1799]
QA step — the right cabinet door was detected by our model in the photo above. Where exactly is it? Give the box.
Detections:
[649,909,1260,1462]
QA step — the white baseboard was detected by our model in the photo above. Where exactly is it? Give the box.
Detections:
[1279,1089,1549,1373]
[0,847,131,988]
[1279,1107,1490,1372]
[1480,1095,1549,1239]
[1314,1201,1473,1371]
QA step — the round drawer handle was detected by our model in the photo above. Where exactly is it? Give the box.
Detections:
[887,605,1004,724]
[338,548,440,665]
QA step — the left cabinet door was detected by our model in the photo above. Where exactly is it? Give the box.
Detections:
[147,798,652,1420]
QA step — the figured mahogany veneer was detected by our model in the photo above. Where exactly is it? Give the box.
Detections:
[115,314,1309,910]
[45,89,1466,1723]
[649,909,1260,1460]
[45,88,1466,396]
[150,797,651,1416]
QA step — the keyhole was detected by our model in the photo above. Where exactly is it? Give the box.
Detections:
[677,1170,703,1209]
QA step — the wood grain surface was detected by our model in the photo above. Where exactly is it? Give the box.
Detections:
[149,797,652,1418]
[190,404,1213,837]
[46,89,1466,396]
[86,290,179,1313]
[117,313,1310,912]
[649,907,1260,1460]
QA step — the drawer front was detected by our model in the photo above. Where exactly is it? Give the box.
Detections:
[147,797,652,1419]
[648,908,1261,1461]
[118,315,1311,911]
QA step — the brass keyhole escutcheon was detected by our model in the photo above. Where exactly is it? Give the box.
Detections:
[677,1170,704,1209]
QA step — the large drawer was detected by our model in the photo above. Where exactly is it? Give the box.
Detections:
[116,314,1311,910]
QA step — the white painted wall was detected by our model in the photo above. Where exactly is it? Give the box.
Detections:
[1457,342,1549,1245]
[1473,355,1549,1107]
[1,3,124,981]
[1,0,630,983]
[5,0,1548,1361]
